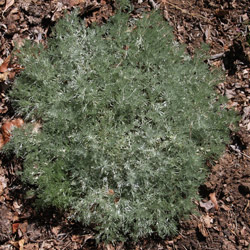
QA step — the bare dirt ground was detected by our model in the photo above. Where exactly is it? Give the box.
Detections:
[0,0,250,249]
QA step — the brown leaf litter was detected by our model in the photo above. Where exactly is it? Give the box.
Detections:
[0,0,250,249]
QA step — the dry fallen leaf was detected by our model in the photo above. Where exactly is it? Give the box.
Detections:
[0,182,3,196]
[13,214,19,222]
[221,203,230,211]
[12,223,20,234]
[0,119,42,149]
[51,226,61,236]
[209,192,219,210]
[0,55,11,73]
[3,0,15,14]
[0,175,7,192]
[199,200,214,211]
[13,200,22,214]
[0,72,9,81]
[18,239,25,250]
[197,222,208,237]
[10,241,19,248]
[201,214,213,228]
[19,221,28,234]
[0,134,5,150]
[1,118,24,146]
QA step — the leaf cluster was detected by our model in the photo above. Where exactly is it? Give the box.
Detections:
[5,11,237,242]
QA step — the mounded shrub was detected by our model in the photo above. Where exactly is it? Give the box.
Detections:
[5,11,237,242]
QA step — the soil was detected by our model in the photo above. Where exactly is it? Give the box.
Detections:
[0,0,250,249]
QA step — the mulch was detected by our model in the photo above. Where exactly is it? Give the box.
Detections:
[0,0,250,249]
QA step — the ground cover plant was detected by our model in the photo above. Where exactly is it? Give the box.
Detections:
[3,10,237,242]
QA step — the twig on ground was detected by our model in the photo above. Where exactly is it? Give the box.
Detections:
[210,52,225,60]
[229,145,250,160]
